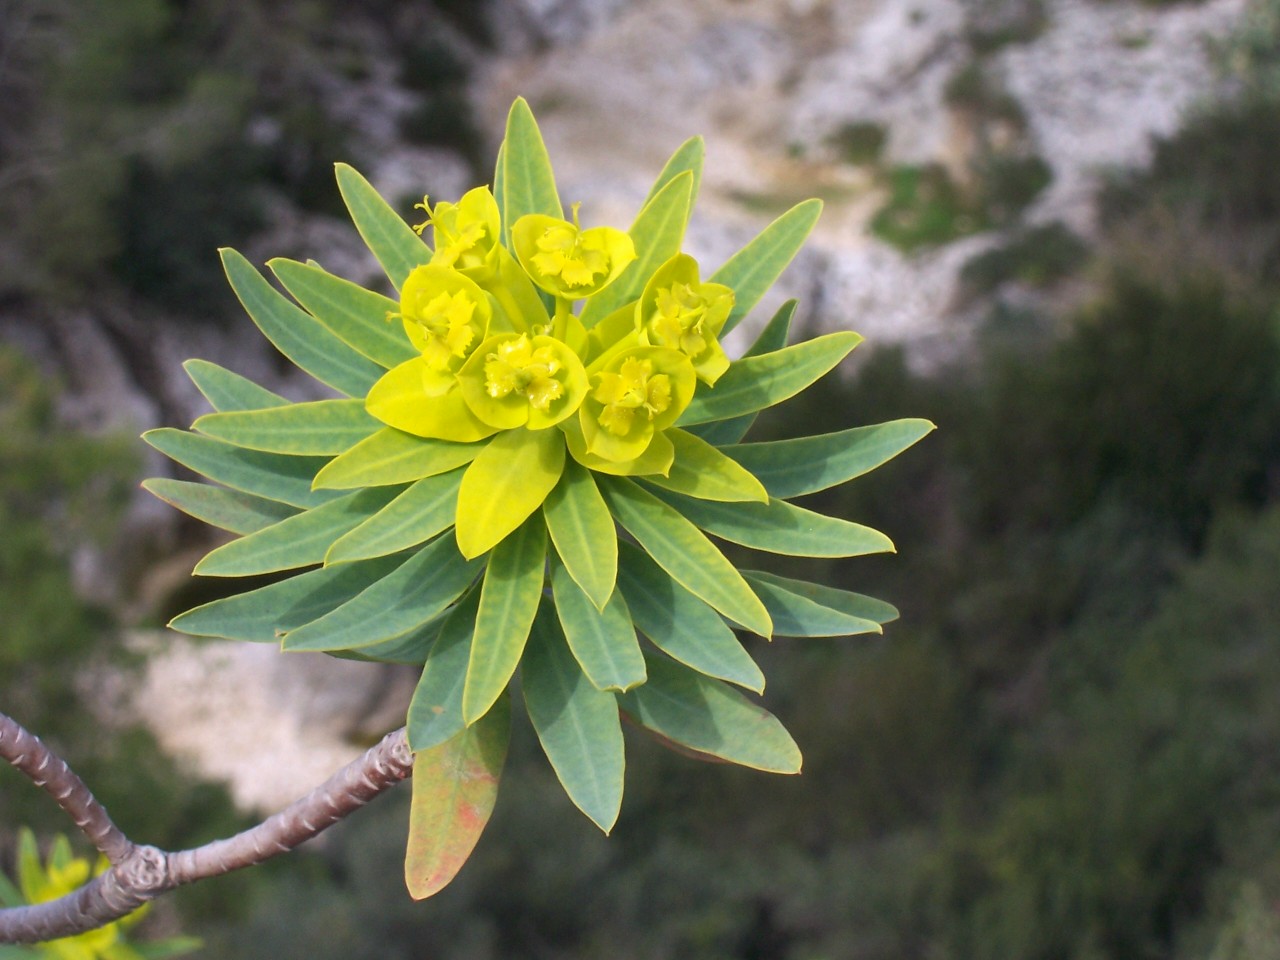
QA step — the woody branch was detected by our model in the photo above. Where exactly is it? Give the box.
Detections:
[0,710,413,944]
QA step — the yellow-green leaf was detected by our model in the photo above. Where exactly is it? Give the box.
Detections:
[220,247,382,397]
[269,258,417,369]
[598,477,771,637]
[313,427,483,490]
[551,559,645,693]
[541,458,617,610]
[405,692,509,900]
[644,429,768,503]
[711,199,822,336]
[326,467,464,564]
[142,478,298,535]
[463,515,547,724]
[335,162,432,290]
[194,399,380,455]
[501,97,563,248]
[183,359,286,413]
[618,653,801,773]
[455,427,565,559]
[522,606,625,832]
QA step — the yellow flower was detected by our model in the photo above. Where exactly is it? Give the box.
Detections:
[398,265,491,380]
[458,333,588,430]
[414,187,500,274]
[577,345,695,464]
[637,253,733,385]
[512,204,636,300]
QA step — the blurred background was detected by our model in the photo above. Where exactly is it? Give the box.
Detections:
[3,0,1280,956]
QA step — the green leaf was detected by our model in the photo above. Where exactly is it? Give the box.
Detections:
[676,332,862,427]
[405,691,509,900]
[493,140,507,228]
[170,553,410,642]
[643,136,704,212]
[742,571,882,637]
[684,299,796,446]
[650,489,896,559]
[578,171,693,328]
[455,426,565,559]
[407,584,482,750]
[194,486,404,577]
[332,614,447,665]
[142,478,299,535]
[616,542,764,693]
[143,428,337,509]
[463,515,547,723]
[724,418,936,499]
[645,428,768,502]
[551,559,645,692]
[270,258,417,369]
[523,605,625,832]
[542,458,617,610]
[618,653,801,773]
[220,247,383,397]
[314,428,483,489]
[194,399,380,455]
[598,477,771,637]
[183,359,286,413]
[738,570,899,625]
[282,535,483,652]
[501,97,563,249]
[711,199,822,336]
[335,162,432,290]
[326,466,464,563]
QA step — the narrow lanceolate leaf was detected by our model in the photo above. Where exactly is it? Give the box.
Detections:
[645,429,768,503]
[711,198,822,336]
[578,171,693,328]
[618,654,801,773]
[270,258,417,369]
[326,467,464,564]
[650,490,896,559]
[643,136,704,213]
[405,692,509,900]
[523,606,625,832]
[742,571,882,637]
[183,359,286,413]
[616,542,764,693]
[335,162,432,290]
[221,247,383,397]
[501,97,563,249]
[493,140,507,227]
[143,428,337,509]
[314,428,483,490]
[542,458,617,610]
[170,552,410,642]
[463,516,547,724]
[194,486,403,576]
[142,478,299,535]
[334,613,447,665]
[194,400,380,456]
[599,477,772,637]
[685,299,797,446]
[724,419,936,499]
[282,535,482,652]
[551,560,645,692]
[408,585,482,751]
[676,332,863,427]
[737,570,899,625]
[455,427,565,559]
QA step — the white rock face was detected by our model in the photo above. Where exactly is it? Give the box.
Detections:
[128,633,416,812]
[477,0,1249,351]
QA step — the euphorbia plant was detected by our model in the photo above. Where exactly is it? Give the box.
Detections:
[0,97,932,940]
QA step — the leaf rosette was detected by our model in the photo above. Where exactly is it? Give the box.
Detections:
[144,97,934,897]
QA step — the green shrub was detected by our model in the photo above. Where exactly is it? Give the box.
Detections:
[959,222,1088,295]
[870,164,985,251]
[828,120,888,166]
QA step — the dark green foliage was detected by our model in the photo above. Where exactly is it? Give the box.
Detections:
[827,121,888,166]
[870,164,985,251]
[976,154,1052,222]
[960,222,1088,296]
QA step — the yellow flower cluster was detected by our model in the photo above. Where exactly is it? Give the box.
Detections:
[366,187,735,512]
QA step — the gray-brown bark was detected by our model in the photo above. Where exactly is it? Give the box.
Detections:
[0,710,413,944]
